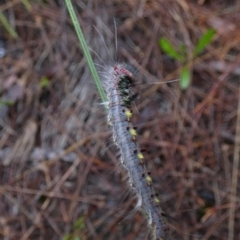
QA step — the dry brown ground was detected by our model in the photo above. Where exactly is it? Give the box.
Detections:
[0,0,240,239]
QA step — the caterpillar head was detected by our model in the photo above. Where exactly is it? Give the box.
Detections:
[112,64,136,108]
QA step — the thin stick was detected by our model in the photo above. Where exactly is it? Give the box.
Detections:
[228,84,240,240]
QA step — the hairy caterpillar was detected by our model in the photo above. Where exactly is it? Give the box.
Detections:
[101,63,169,240]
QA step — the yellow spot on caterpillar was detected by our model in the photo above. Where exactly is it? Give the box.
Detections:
[137,152,144,160]
[154,196,160,204]
[129,128,137,139]
[125,109,132,120]
[146,175,152,185]
[137,152,144,163]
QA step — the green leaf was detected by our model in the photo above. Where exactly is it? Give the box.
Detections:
[62,233,71,240]
[74,217,85,230]
[194,28,216,56]
[73,237,81,240]
[0,99,14,106]
[159,37,183,61]
[180,67,191,90]
[39,76,50,88]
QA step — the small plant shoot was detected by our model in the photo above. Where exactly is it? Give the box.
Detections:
[39,76,50,88]
[159,28,216,90]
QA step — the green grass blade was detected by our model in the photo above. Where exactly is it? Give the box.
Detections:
[64,0,107,105]
[0,11,18,39]
[194,28,216,56]
[159,37,184,61]
[21,0,32,11]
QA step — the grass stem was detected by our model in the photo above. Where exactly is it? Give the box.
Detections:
[0,11,18,39]
[64,0,107,106]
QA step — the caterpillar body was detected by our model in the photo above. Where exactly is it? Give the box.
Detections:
[102,64,169,239]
